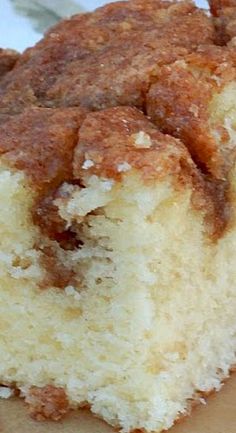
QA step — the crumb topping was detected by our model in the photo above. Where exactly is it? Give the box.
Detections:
[132,131,153,148]
[25,385,69,421]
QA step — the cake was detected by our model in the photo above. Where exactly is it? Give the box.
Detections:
[0,1,236,432]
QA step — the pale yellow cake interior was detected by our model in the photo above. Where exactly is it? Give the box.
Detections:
[210,82,236,150]
[0,154,236,432]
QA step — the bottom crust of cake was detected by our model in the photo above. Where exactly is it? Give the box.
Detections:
[1,367,236,433]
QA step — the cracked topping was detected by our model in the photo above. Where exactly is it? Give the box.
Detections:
[73,106,230,239]
[0,107,87,194]
[0,49,19,81]
[209,0,236,44]
[46,37,188,111]
[0,101,232,241]
[0,2,234,245]
[147,45,236,179]
[73,106,199,182]
[0,0,214,115]
[0,107,88,240]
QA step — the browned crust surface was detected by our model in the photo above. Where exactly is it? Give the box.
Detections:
[147,45,236,179]
[19,367,236,428]
[0,48,19,81]
[0,107,87,194]
[0,101,231,241]
[73,106,228,238]
[0,3,232,246]
[0,3,230,244]
[0,104,210,238]
[45,2,213,111]
[73,106,198,182]
[209,0,236,44]
[25,385,69,421]
[0,0,235,243]
[46,39,189,112]
[40,106,211,237]
[0,107,87,244]
[0,0,214,115]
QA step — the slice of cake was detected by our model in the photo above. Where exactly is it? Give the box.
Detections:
[0,1,236,432]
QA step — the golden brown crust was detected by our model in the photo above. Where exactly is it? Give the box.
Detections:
[0,107,90,286]
[46,39,188,111]
[147,45,236,179]
[73,106,198,183]
[25,385,69,421]
[0,49,19,80]
[210,0,236,13]
[0,107,87,194]
[0,107,88,244]
[209,0,236,44]
[74,106,231,239]
[0,6,233,243]
[0,103,229,241]
[0,0,214,115]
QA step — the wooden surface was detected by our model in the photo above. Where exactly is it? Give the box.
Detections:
[0,374,236,433]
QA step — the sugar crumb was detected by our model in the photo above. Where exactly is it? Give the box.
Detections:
[82,159,95,170]
[117,162,132,172]
[0,386,13,399]
[65,285,81,301]
[132,131,152,148]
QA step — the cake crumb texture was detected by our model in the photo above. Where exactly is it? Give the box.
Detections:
[25,385,69,421]
[0,1,235,432]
